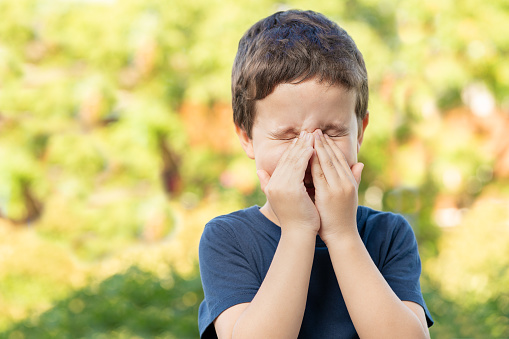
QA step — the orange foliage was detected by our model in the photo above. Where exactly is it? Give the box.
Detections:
[78,90,104,128]
[134,39,157,77]
[443,107,509,178]
[179,101,239,153]
[379,74,397,102]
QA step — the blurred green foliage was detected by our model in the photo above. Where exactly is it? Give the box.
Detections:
[2,267,202,339]
[0,0,509,337]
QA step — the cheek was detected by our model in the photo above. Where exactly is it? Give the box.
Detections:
[254,143,289,174]
[334,139,358,166]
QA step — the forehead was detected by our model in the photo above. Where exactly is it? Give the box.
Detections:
[253,80,357,129]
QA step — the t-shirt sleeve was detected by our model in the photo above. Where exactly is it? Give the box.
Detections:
[198,220,260,338]
[380,215,434,327]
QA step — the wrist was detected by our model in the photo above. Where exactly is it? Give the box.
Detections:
[281,224,318,240]
[320,227,360,248]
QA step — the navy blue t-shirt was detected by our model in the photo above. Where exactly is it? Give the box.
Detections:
[198,205,433,338]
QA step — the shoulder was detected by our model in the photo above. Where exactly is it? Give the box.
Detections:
[199,206,263,252]
[357,206,418,264]
[358,205,409,225]
[357,208,433,326]
[358,205,414,238]
[206,206,258,229]
[198,207,265,337]
[201,206,259,239]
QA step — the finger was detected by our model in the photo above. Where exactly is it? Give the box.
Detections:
[256,169,271,193]
[313,130,340,185]
[286,131,313,159]
[287,132,314,176]
[310,149,328,189]
[323,134,351,177]
[318,132,347,178]
[270,133,303,180]
[276,132,301,168]
[273,132,313,184]
[350,162,364,186]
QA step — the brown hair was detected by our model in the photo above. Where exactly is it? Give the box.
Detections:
[232,9,369,138]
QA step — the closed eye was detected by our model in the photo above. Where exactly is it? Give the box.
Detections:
[322,123,350,138]
[267,136,296,141]
[324,131,350,138]
[268,129,299,140]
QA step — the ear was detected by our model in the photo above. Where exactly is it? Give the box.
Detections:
[235,125,255,159]
[357,111,369,153]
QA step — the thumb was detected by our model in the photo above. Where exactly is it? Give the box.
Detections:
[256,169,271,193]
[351,162,364,186]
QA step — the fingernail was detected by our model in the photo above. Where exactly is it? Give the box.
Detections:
[317,129,323,136]
[306,133,312,141]
[314,131,320,140]
[324,134,330,139]
[300,131,305,138]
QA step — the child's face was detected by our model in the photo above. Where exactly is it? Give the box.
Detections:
[237,79,368,198]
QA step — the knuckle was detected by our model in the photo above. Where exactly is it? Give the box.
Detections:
[331,186,342,195]
[293,155,308,167]
[318,172,326,180]
[265,186,272,196]
[286,155,298,166]
[349,183,358,193]
[343,183,356,195]
[266,184,277,194]
[266,183,290,197]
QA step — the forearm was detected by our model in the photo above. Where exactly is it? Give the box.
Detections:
[325,232,429,339]
[232,228,316,339]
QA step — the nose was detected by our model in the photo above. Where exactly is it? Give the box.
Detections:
[302,128,322,134]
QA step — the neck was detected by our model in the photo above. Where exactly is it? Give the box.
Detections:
[260,201,281,227]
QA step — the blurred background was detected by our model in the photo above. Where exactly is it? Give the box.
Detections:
[0,0,508,338]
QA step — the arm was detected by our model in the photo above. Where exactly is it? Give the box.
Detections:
[215,132,320,339]
[325,234,430,339]
[216,226,316,339]
[311,130,430,339]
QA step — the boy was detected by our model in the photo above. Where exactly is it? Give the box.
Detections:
[198,9,433,338]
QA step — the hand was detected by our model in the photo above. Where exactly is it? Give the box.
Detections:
[257,132,320,235]
[311,129,364,243]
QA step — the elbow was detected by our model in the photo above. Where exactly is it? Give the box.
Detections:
[413,327,430,339]
[395,321,430,339]
[397,322,430,339]
[360,319,429,339]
